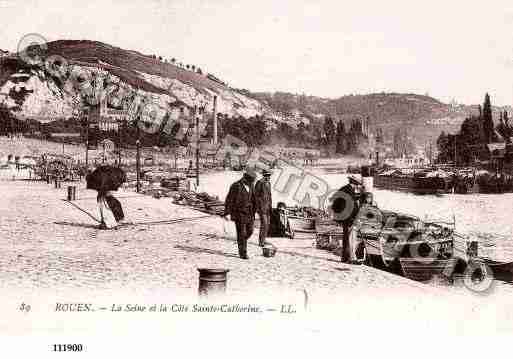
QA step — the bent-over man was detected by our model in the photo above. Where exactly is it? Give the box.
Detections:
[331,176,361,263]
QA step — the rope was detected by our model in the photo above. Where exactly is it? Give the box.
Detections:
[63,199,101,223]
[122,215,212,227]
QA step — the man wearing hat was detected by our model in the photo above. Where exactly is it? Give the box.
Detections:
[331,175,361,263]
[254,168,273,247]
[223,167,257,259]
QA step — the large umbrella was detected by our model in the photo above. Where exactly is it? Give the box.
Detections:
[86,165,127,193]
[86,165,127,229]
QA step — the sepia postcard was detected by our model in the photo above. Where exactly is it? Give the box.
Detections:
[1,0,513,357]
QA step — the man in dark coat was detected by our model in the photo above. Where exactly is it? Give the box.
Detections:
[331,176,361,263]
[254,168,273,247]
[223,168,257,259]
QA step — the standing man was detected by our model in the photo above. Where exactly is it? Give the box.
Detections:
[255,168,273,247]
[330,176,361,263]
[223,168,257,259]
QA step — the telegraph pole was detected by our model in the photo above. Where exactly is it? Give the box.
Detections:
[117,120,122,167]
[195,105,200,187]
[85,111,89,168]
[136,124,141,193]
[102,141,106,164]
[213,95,218,144]
[454,136,457,167]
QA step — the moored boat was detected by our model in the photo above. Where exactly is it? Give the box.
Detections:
[287,215,316,240]
[374,168,453,194]
[356,205,458,279]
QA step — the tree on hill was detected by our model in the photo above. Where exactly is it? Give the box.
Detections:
[171,58,176,64]
[196,68,203,74]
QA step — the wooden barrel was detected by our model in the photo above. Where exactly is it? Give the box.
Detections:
[198,268,229,297]
[67,186,76,201]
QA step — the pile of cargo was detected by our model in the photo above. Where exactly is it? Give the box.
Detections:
[171,191,225,215]
[161,176,190,191]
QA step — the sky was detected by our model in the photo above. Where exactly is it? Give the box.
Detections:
[1,0,513,106]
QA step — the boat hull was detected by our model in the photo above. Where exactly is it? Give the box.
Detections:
[399,257,458,282]
[374,175,451,194]
[288,216,315,231]
[486,260,513,282]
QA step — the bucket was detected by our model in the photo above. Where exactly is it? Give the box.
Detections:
[198,268,229,297]
[262,244,277,258]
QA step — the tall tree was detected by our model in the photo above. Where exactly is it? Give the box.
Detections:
[459,116,482,163]
[482,93,494,143]
[335,121,346,154]
[504,110,511,140]
[323,117,336,146]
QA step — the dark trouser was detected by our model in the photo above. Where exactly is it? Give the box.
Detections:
[258,212,270,246]
[234,220,254,258]
[341,223,352,262]
[105,195,124,222]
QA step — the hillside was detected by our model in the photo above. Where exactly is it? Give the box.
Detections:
[250,91,470,146]
[1,39,507,150]
[0,40,272,121]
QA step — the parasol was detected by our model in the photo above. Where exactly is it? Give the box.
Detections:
[86,165,127,192]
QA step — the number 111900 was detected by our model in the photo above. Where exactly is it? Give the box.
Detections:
[52,344,83,352]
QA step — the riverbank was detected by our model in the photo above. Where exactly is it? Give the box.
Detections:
[0,178,436,296]
[2,173,513,336]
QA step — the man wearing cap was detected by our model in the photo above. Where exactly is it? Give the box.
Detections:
[330,176,361,263]
[223,168,257,259]
[254,168,273,247]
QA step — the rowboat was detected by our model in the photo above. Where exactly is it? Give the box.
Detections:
[288,215,315,231]
[287,215,316,240]
[356,205,457,278]
[480,259,513,283]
